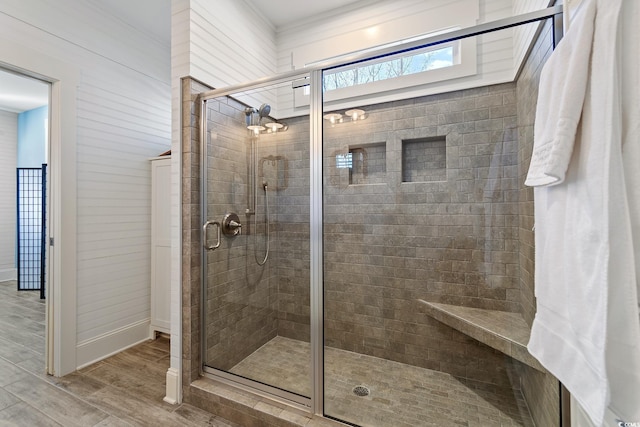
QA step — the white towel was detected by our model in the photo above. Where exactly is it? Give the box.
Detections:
[612,0,640,421]
[526,0,640,425]
[524,0,595,187]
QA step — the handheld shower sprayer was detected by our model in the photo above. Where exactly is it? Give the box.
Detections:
[258,103,271,118]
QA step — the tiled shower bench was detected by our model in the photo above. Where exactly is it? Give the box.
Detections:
[417,299,545,371]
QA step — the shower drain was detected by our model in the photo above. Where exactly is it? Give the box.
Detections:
[352,385,370,397]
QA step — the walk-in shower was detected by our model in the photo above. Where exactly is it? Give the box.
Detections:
[188,5,565,427]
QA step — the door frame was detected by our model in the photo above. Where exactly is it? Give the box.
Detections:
[0,40,79,376]
[198,89,314,410]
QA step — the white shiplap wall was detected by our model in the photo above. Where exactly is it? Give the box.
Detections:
[190,0,277,89]
[0,0,171,368]
[0,110,17,281]
[76,71,170,346]
[187,0,279,112]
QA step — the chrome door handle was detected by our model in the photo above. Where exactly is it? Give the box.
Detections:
[203,220,221,250]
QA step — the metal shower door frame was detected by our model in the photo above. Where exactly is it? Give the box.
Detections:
[199,72,317,410]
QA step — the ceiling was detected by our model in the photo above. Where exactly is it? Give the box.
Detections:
[246,0,363,28]
[94,0,365,45]
[0,70,49,113]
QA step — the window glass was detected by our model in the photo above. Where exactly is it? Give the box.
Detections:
[323,45,455,92]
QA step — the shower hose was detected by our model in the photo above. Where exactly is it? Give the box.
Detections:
[254,182,269,265]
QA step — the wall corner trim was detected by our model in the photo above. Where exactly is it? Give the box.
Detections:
[164,367,180,404]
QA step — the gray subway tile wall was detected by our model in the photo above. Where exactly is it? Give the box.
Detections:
[319,82,522,388]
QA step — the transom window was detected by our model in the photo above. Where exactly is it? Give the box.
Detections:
[323,41,457,93]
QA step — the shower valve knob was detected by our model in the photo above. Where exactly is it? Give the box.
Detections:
[222,213,242,236]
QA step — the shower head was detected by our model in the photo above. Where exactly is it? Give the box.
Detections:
[258,103,271,118]
[245,104,275,134]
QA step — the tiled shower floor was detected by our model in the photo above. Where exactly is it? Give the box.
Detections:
[230,336,534,427]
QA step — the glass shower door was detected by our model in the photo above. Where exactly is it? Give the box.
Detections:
[201,80,312,402]
[321,28,538,425]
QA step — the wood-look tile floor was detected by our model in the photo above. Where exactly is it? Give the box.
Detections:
[0,281,239,427]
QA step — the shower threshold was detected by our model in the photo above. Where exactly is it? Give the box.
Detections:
[229,336,534,427]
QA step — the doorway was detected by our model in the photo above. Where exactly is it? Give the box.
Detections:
[0,67,50,373]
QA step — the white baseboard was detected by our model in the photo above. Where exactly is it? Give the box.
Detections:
[0,268,17,282]
[164,367,181,404]
[76,319,151,369]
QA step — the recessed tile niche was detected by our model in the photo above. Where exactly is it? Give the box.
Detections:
[402,137,447,182]
[348,143,386,185]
